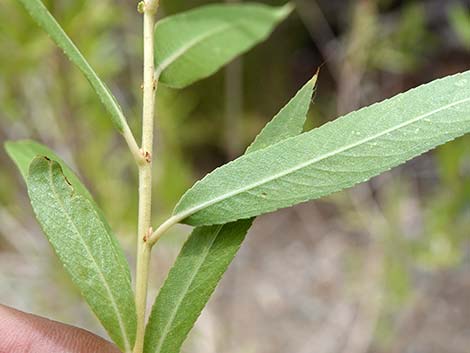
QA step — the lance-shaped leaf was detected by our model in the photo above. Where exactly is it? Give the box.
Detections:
[144,220,253,353]
[246,73,318,153]
[4,139,131,282]
[174,70,470,226]
[18,0,128,132]
[154,3,293,88]
[26,157,136,352]
[144,74,318,353]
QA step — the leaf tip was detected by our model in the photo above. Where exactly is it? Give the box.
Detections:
[3,140,14,157]
[277,2,295,19]
[307,67,320,88]
[4,140,30,179]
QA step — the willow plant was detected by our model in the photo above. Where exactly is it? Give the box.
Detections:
[4,1,470,353]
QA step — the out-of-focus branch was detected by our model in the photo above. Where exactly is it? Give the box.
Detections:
[224,0,244,159]
[295,0,340,81]
[337,0,377,115]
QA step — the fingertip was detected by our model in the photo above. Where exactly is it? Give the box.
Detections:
[0,305,121,353]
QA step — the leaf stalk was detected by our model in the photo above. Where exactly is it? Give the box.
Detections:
[148,215,182,247]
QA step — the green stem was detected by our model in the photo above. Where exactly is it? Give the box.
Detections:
[134,1,159,353]
[148,215,182,247]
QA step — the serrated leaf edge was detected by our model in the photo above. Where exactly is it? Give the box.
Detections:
[173,76,470,225]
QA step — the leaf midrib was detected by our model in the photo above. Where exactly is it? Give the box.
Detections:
[45,163,132,352]
[155,23,231,77]
[151,225,224,353]
[175,96,470,220]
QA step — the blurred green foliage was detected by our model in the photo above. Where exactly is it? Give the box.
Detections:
[372,3,436,72]
[449,3,470,50]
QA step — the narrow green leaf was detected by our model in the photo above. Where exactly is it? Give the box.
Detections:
[155,3,293,88]
[4,139,131,282]
[144,75,317,353]
[174,70,470,226]
[18,0,127,132]
[144,220,252,353]
[27,157,136,352]
[5,140,94,199]
[246,72,318,153]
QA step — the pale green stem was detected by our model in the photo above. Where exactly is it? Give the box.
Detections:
[148,214,183,247]
[123,123,147,166]
[134,1,159,353]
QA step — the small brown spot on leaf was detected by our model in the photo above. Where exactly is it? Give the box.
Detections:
[64,175,73,187]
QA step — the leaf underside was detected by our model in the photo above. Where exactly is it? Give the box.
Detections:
[154,3,292,88]
[144,74,318,353]
[4,140,131,281]
[27,158,136,352]
[5,141,136,352]
[174,70,470,226]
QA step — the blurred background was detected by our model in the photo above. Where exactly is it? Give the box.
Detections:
[1,0,470,352]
